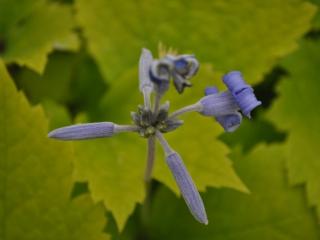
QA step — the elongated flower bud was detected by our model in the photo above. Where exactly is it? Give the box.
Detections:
[199,91,239,116]
[48,122,115,140]
[223,71,261,117]
[166,152,208,225]
[139,48,153,93]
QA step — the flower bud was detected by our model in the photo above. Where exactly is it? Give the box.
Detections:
[139,48,154,93]
[48,122,115,140]
[166,152,208,225]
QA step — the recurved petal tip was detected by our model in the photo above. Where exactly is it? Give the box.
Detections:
[234,88,262,117]
[48,122,115,140]
[223,71,247,93]
[166,152,208,225]
[222,71,261,117]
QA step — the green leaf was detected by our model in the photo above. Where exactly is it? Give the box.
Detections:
[148,144,320,240]
[41,100,72,130]
[11,51,76,104]
[267,39,320,219]
[76,0,316,84]
[0,0,78,72]
[74,133,146,231]
[220,114,286,153]
[0,60,108,240]
[74,64,248,230]
[309,0,320,29]
[11,50,107,117]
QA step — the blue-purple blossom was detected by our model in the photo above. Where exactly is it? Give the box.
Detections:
[204,86,242,132]
[199,91,239,116]
[204,86,219,96]
[150,54,199,94]
[48,49,261,225]
[216,112,242,132]
[149,58,171,94]
[223,71,261,118]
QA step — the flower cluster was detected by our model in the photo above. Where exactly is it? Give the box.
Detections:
[48,48,261,225]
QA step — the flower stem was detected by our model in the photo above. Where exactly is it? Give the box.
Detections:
[155,131,173,155]
[169,103,202,119]
[141,136,156,237]
[114,124,139,133]
[144,136,156,183]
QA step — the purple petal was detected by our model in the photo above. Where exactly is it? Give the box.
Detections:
[199,91,239,117]
[174,58,189,75]
[166,152,208,225]
[216,112,242,132]
[223,71,261,117]
[139,48,154,92]
[204,86,219,96]
[223,71,248,93]
[48,122,115,140]
[149,59,171,94]
[174,55,199,78]
[234,88,262,118]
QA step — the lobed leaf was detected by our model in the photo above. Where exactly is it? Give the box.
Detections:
[148,144,320,240]
[0,59,108,240]
[0,0,78,72]
[267,39,320,219]
[76,0,316,84]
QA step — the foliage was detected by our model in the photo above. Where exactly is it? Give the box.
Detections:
[149,145,320,240]
[0,60,108,240]
[267,39,320,219]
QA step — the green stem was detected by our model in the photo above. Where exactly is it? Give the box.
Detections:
[144,136,156,182]
[140,136,156,239]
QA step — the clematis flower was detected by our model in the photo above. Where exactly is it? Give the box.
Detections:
[150,54,199,94]
[48,48,261,225]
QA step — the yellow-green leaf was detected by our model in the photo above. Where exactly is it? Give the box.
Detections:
[267,39,320,218]
[0,59,108,240]
[148,144,320,240]
[309,0,320,28]
[76,0,316,84]
[0,0,78,72]
[74,134,146,231]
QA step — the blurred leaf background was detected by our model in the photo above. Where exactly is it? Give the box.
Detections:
[0,0,320,239]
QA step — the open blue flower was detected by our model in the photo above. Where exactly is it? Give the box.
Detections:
[48,49,261,225]
[223,71,261,118]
